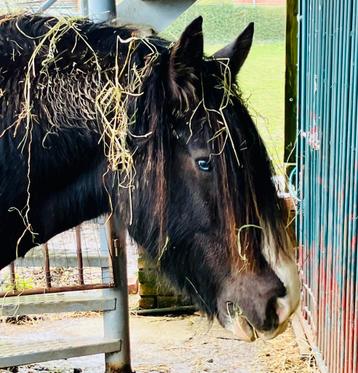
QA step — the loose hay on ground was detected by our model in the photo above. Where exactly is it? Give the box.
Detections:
[256,323,318,373]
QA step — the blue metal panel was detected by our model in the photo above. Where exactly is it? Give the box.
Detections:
[297,0,358,372]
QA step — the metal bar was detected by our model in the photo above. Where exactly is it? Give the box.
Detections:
[36,0,59,13]
[297,312,329,373]
[0,283,114,298]
[42,243,52,289]
[104,215,132,373]
[116,0,197,33]
[85,4,131,370]
[350,3,358,371]
[337,3,351,372]
[317,0,328,356]
[0,337,122,369]
[319,0,333,362]
[75,226,85,286]
[98,217,112,284]
[342,3,356,369]
[14,254,109,268]
[0,289,117,317]
[87,0,116,23]
[9,262,16,291]
[80,0,88,16]
[311,0,320,347]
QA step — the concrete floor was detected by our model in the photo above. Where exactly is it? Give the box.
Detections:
[0,301,312,373]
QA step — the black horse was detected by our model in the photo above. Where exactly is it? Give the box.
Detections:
[0,14,299,341]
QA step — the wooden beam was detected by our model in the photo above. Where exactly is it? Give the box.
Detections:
[284,0,298,168]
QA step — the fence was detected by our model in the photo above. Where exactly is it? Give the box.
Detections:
[0,0,79,13]
[0,218,132,371]
[296,0,358,372]
[0,221,114,297]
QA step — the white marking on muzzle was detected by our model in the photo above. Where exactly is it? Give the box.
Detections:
[262,230,300,324]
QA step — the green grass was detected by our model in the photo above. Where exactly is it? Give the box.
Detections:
[239,43,285,170]
[161,3,286,44]
[162,2,286,171]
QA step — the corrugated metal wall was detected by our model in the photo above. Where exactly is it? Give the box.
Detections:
[297,1,358,372]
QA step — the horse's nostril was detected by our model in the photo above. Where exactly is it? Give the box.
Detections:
[262,297,280,331]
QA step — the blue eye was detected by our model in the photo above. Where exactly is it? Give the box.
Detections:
[196,158,212,172]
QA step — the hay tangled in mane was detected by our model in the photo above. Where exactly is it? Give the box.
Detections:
[17,15,155,178]
[0,14,161,249]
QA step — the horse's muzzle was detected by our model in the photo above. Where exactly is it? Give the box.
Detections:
[220,295,294,342]
[216,259,300,341]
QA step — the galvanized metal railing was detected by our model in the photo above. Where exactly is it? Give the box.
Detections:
[0,218,133,372]
[297,0,358,372]
[0,221,115,298]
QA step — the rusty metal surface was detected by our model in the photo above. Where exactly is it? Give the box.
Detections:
[0,283,114,298]
[75,226,85,286]
[42,243,52,288]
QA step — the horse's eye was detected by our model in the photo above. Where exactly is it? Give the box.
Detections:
[196,158,212,172]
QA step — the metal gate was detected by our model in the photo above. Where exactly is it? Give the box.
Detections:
[296,0,358,372]
[0,219,132,372]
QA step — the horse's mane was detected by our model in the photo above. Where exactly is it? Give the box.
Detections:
[0,14,150,67]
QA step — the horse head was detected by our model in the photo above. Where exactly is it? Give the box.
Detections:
[129,17,300,341]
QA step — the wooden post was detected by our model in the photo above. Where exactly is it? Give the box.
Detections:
[284,0,298,173]
[103,214,132,373]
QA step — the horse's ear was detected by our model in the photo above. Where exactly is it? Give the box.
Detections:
[213,22,254,76]
[169,16,203,98]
